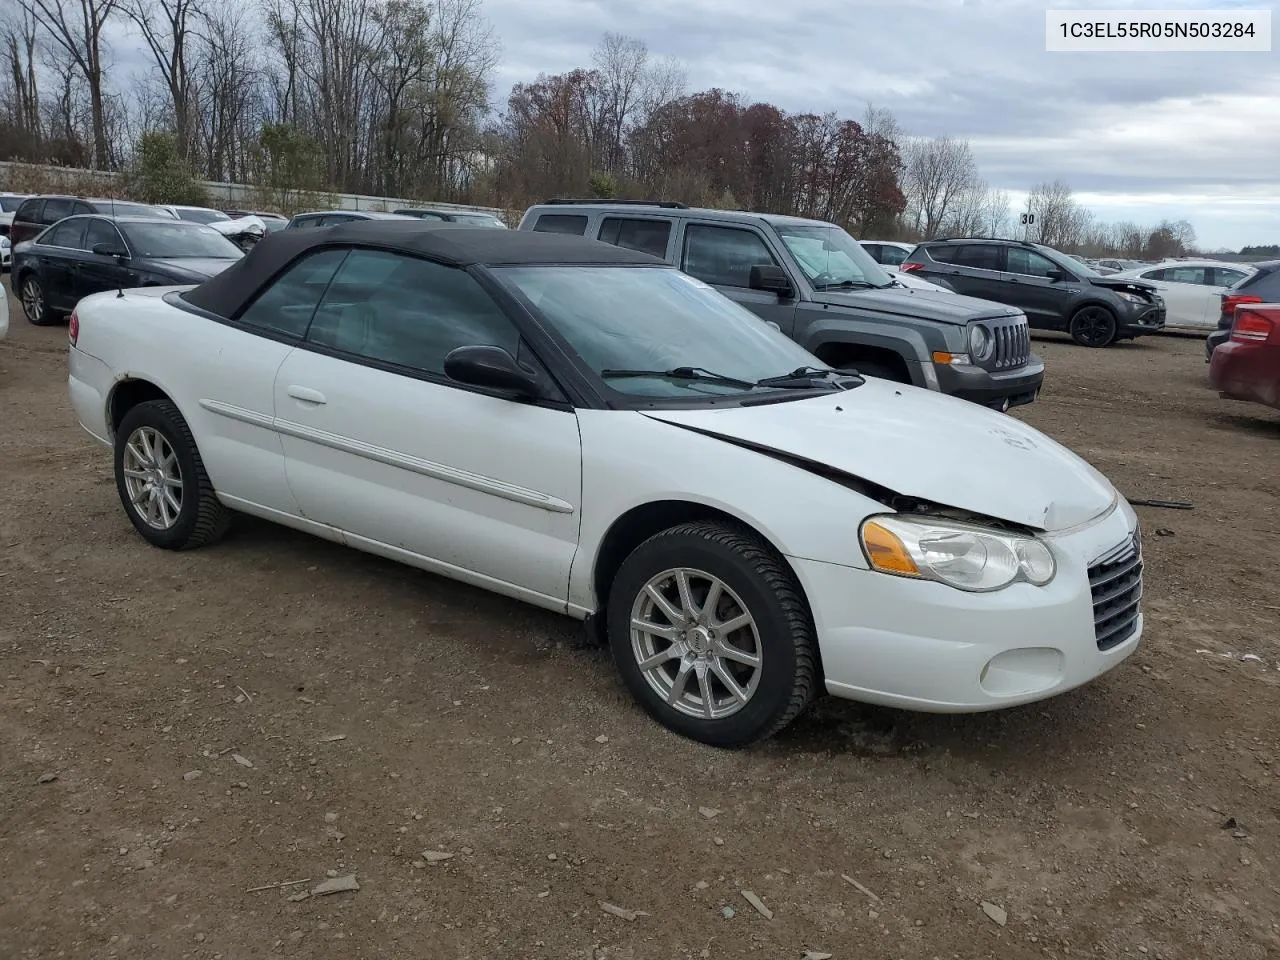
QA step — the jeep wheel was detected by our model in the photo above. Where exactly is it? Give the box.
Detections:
[1069,306,1118,348]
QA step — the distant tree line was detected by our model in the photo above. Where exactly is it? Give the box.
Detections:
[0,0,1253,256]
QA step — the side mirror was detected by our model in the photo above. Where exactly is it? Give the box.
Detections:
[92,242,127,259]
[1046,269,1068,282]
[749,264,794,298]
[443,345,542,397]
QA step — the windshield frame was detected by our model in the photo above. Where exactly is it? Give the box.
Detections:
[769,220,895,291]
[119,221,246,259]
[488,262,851,410]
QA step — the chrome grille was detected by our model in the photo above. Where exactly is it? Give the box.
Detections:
[1089,531,1143,651]
[988,317,1031,370]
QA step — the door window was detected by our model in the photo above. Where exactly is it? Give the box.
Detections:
[236,248,350,337]
[532,214,588,235]
[1006,248,1063,278]
[84,218,124,252]
[305,249,522,378]
[1212,267,1249,287]
[1141,268,1168,281]
[44,218,87,248]
[42,197,75,224]
[598,217,671,258]
[879,245,909,265]
[1164,266,1209,285]
[952,244,1004,271]
[681,224,780,288]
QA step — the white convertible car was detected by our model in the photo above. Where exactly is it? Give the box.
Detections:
[67,223,1143,746]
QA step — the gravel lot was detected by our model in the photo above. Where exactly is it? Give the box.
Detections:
[2,277,1279,960]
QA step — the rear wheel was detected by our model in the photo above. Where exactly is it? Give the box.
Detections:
[20,275,56,326]
[1069,306,1118,347]
[114,399,230,550]
[606,521,817,747]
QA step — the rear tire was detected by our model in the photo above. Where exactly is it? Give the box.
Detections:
[114,399,230,550]
[1069,306,1118,347]
[606,521,818,747]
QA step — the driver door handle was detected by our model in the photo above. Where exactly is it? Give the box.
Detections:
[287,385,327,405]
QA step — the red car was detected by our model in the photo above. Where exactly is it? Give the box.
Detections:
[1209,304,1280,411]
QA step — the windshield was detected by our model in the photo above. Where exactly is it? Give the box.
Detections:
[456,213,507,228]
[177,207,231,225]
[120,222,245,259]
[95,201,171,219]
[262,218,289,232]
[1037,244,1100,277]
[772,222,893,289]
[498,265,833,398]
[0,196,27,212]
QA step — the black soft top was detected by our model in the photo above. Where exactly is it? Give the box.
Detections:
[180,221,664,318]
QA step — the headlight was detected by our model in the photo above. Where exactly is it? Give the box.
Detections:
[1115,292,1145,305]
[967,324,993,362]
[860,515,1056,592]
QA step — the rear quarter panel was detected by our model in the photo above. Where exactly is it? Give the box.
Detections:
[71,289,298,510]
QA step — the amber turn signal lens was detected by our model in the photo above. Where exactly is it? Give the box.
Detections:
[861,520,921,576]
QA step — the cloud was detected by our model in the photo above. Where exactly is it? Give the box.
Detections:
[100,0,1278,248]
[479,0,1278,247]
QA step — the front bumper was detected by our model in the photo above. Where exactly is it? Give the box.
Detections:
[1118,302,1165,337]
[1205,327,1230,361]
[790,501,1142,712]
[1208,339,1280,410]
[935,355,1045,411]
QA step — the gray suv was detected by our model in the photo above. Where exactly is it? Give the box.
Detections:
[518,201,1044,411]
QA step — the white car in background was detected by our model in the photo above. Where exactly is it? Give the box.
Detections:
[1,234,11,273]
[1108,259,1256,331]
[0,275,9,341]
[860,240,955,293]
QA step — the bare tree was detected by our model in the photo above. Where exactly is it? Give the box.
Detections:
[121,0,201,158]
[194,1,261,181]
[901,136,980,238]
[591,32,647,174]
[18,0,118,167]
[1,5,43,147]
[1027,179,1091,249]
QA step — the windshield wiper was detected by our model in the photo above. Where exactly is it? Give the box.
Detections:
[599,366,757,389]
[754,365,860,389]
[812,279,878,291]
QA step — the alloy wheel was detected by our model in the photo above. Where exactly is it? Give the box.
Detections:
[629,567,763,720]
[121,426,184,530]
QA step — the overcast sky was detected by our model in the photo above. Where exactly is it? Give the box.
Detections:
[476,0,1278,249]
[103,0,1277,248]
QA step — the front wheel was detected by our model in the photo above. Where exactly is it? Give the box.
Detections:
[606,521,818,747]
[113,399,230,550]
[21,275,56,326]
[1069,306,1118,347]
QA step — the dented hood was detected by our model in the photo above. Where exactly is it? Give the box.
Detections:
[642,380,1118,532]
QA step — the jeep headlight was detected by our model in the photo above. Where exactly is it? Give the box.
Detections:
[860,515,1056,592]
[967,324,993,362]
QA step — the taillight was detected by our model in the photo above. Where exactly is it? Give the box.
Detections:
[69,309,79,345]
[1231,307,1276,343]
[899,262,924,272]
[1221,293,1262,320]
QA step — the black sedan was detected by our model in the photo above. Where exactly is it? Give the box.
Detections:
[12,215,244,326]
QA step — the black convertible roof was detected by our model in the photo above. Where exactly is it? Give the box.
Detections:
[181,221,664,318]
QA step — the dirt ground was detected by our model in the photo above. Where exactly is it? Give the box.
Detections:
[2,277,1278,960]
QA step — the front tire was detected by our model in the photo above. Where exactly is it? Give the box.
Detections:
[1069,306,1118,347]
[113,399,230,550]
[20,274,56,326]
[606,521,817,747]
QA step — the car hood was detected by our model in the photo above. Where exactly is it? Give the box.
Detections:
[642,380,1118,532]
[147,257,240,279]
[811,287,1022,324]
[1087,275,1158,295]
